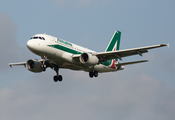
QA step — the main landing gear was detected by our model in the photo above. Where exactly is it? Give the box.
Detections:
[53,75,63,82]
[53,66,63,82]
[89,71,98,78]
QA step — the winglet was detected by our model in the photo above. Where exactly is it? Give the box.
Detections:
[167,43,170,48]
[8,63,12,68]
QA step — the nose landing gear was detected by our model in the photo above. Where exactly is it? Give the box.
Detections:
[41,55,47,71]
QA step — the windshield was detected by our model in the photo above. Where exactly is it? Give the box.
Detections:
[30,36,45,40]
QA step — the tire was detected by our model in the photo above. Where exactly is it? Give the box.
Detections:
[89,72,94,78]
[53,76,58,82]
[94,71,98,77]
[41,64,46,71]
[58,75,63,82]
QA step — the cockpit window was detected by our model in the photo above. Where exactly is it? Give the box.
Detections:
[33,37,39,39]
[30,36,45,40]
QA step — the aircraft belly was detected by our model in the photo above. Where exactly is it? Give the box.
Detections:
[62,64,86,70]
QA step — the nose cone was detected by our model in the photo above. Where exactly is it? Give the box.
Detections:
[27,40,35,51]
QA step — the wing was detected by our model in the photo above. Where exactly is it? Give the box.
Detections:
[8,59,47,67]
[72,44,168,63]
[96,44,168,62]
[8,62,26,67]
[8,59,61,70]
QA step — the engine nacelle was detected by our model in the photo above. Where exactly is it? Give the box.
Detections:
[80,52,99,66]
[26,59,44,73]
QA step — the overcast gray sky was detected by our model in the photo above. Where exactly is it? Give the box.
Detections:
[0,0,175,120]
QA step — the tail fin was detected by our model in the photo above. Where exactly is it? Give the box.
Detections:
[105,30,121,52]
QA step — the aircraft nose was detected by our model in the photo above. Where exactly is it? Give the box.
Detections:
[27,40,35,50]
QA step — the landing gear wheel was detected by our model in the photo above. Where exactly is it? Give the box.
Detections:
[53,75,63,82]
[41,64,46,71]
[89,72,94,78]
[89,71,99,78]
[94,71,98,77]
[58,75,63,82]
[54,75,58,82]
[41,64,46,68]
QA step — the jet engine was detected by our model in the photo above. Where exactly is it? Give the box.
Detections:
[80,52,99,66]
[26,59,45,73]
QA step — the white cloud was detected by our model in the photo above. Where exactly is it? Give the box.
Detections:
[0,66,175,120]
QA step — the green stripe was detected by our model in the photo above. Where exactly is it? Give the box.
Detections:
[48,44,82,54]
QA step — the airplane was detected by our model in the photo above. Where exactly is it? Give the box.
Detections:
[9,30,169,82]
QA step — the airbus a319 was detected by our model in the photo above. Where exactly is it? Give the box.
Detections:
[9,31,169,82]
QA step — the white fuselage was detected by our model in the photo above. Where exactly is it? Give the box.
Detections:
[27,34,123,73]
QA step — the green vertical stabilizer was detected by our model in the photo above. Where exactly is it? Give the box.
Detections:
[103,31,121,66]
[105,30,121,52]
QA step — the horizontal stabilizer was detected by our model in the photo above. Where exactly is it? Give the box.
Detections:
[116,60,148,66]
